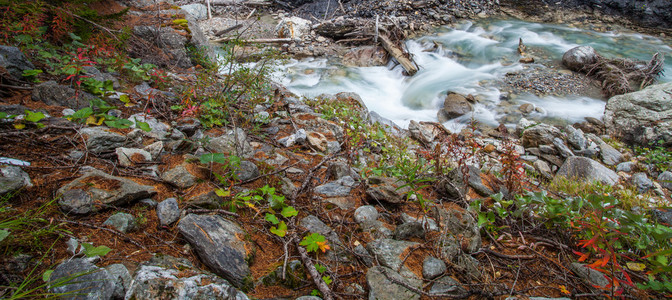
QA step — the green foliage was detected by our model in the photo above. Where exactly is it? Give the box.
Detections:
[234,185,296,238]
[300,232,329,253]
[80,242,112,257]
[636,141,672,172]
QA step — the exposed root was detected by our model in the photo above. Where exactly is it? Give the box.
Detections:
[584,52,665,97]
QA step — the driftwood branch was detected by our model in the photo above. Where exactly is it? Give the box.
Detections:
[211,37,292,44]
[214,24,244,37]
[379,34,418,76]
[295,236,334,300]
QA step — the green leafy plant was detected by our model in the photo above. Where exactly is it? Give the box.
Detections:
[236,185,297,237]
[300,232,330,254]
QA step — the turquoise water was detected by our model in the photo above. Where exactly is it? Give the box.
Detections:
[274,19,672,130]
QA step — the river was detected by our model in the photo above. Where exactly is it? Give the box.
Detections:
[273,19,672,131]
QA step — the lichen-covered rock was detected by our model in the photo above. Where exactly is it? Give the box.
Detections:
[102,212,136,233]
[554,156,619,186]
[0,45,35,79]
[32,81,95,110]
[521,123,562,148]
[438,92,473,122]
[178,214,252,289]
[157,197,180,227]
[366,266,420,300]
[366,176,410,204]
[0,165,32,196]
[57,169,156,215]
[49,258,115,300]
[161,163,197,189]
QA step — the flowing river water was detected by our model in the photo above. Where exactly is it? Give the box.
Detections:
[271,19,672,131]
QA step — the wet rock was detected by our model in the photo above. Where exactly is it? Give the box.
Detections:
[157,197,180,227]
[315,176,356,197]
[518,103,534,113]
[632,172,653,193]
[519,56,535,64]
[58,169,156,215]
[80,127,136,154]
[102,212,136,233]
[354,205,378,224]
[0,165,32,196]
[125,255,249,299]
[422,257,446,280]
[366,266,420,300]
[562,46,598,72]
[521,123,562,148]
[438,92,473,122]
[206,128,254,158]
[49,258,115,300]
[178,214,252,289]
[161,163,197,189]
[276,16,311,39]
[554,156,619,186]
[366,176,410,204]
[604,82,672,146]
[393,222,425,240]
[235,161,259,182]
[569,262,609,288]
[657,171,672,191]
[0,45,35,79]
[32,81,95,110]
[599,142,623,166]
[105,263,132,299]
[115,147,152,167]
[342,46,389,67]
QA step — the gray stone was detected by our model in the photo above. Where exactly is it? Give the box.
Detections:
[521,123,562,148]
[438,92,473,122]
[299,215,340,245]
[180,3,208,20]
[0,45,35,79]
[442,165,493,198]
[187,190,221,208]
[604,82,672,145]
[49,258,115,300]
[366,176,410,204]
[105,264,131,299]
[422,257,446,280]
[554,156,619,186]
[157,198,180,227]
[429,276,467,297]
[366,266,419,300]
[562,46,598,72]
[632,172,654,193]
[326,160,356,180]
[0,165,32,196]
[435,207,481,254]
[161,163,197,189]
[553,138,574,158]
[650,208,672,225]
[359,220,394,240]
[366,238,418,272]
[566,126,588,150]
[354,205,378,224]
[102,212,136,233]
[342,46,388,67]
[599,142,623,166]
[80,127,135,154]
[58,169,156,215]
[296,296,322,300]
[206,128,254,158]
[235,161,259,182]
[125,255,249,300]
[354,244,374,267]
[533,159,553,180]
[32,81,95,110]
[617,161,636,173]
[115,147,152,167]
[178,214,251,289]
[408,120,437,143]
[570,262,609,288]
[393,222,425,240]
[314,176,356,197]
[82,66,119,89]
[400,213,438,232]
[658,171,672,191]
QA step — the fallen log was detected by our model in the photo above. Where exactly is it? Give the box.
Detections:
[211,37,292,44]
[214,23,243,37]
[379,34,418,76]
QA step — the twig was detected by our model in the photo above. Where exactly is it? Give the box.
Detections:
[291,154,341,201]
[238,162,300,185]
[214,24,244,37]
[57,219,146,250]
[294,235,334,300]
[478,248,535,260]
[0,83,33,90]
[184,208,239,217]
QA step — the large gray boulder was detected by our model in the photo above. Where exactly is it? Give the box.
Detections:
[125,255,249,299]
[562,46,598,72]
[553,156,619,186]
[178,214,252,289]
[80,127,140,154]
[366,266,420,300]
[0,45,35,79]
[32,81,95,110]
[49,258,115,300]
[57,169,156,215]
[604,82,672,145]
[521,123,563,148]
